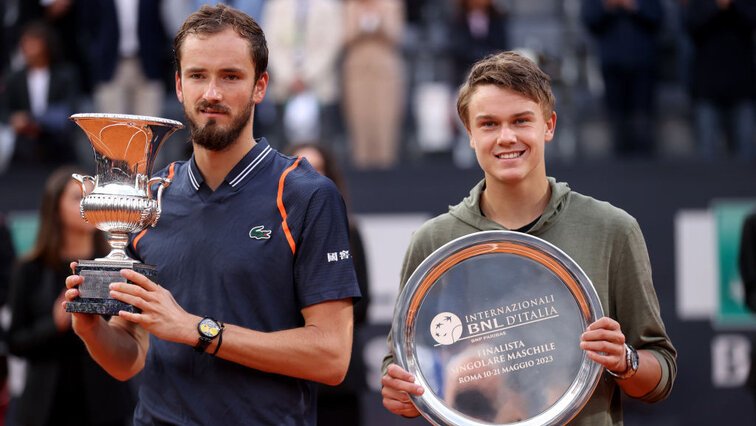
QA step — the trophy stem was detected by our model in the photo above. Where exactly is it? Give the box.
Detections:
[100,232,135,262]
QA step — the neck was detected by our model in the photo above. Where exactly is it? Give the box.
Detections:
[193,127,255,191]
[480,176,551,230]
[60,229,95,261]
[27,58,49,69]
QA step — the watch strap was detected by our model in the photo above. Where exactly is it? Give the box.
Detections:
[607,343,639,380]
[211,324,224,356]
[194,334,212,353]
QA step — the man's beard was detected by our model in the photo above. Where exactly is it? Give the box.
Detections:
[185,98,254,151]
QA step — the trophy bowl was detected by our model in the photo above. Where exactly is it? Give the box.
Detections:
[66,113,183,315]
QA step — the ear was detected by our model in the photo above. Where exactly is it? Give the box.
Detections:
[252,72,269,104]
[544,111,557,143]
[175,72,184,104]
[466,125,475,150]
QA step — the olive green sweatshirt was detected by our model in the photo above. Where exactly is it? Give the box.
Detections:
[383,177,676,425]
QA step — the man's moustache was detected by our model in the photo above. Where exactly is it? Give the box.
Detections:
[195,102,230,113]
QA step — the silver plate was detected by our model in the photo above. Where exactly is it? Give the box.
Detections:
[392,231,604,425]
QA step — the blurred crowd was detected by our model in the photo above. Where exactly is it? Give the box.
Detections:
[1,0,755,175]
[0,1,754,425]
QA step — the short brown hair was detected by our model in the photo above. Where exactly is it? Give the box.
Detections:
[456,51,555,129]
[174,4,268,81]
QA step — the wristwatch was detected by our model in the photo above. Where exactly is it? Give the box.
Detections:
[607,343,639,380]
[194,317,224,354]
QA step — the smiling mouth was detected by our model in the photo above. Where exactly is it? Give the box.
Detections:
[496,151,524,159]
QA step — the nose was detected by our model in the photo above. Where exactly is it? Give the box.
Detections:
[203,78,222,102]
[497,125,517,144]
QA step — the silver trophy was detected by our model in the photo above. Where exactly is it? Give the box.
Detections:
[65,113,183,315]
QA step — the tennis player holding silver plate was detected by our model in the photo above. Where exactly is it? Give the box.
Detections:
[382,51,676,425]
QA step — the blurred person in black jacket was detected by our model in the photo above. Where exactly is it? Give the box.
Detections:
[739,211,756,405]
[2,21,79,165]
[450,0,509,85]
[78,0,171,117]
[0,214,15,317]
[740,212,756,313]
[8,0,91,93]
[582,0,665,158]
[683,0,756,161]
[0,215,15,423]
[7,167,135,426]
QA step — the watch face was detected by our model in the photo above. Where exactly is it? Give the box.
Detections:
[199,318,220,338]
[630,347,639,371]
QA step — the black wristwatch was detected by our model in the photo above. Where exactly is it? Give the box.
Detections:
[194,317,224,354]
[607,343,639,380]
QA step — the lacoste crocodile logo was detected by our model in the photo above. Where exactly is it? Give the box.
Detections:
[249,225,271,240]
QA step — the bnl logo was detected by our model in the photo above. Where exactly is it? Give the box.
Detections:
[711,334,752,387]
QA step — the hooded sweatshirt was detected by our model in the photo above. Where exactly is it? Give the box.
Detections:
[383,177,676,425]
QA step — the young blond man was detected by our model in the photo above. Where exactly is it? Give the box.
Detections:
[381,51,676,424]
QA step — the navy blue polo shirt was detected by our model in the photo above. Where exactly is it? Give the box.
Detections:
[128,138,361,425]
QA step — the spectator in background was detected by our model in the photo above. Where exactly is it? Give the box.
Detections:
[0,215,16,423]
[285,142,371,426]
[79,0,171,117]
[738,211,756,405]
[7,166,135,426]
[582,0,664,158]
[6,1,89,92]
[683,0,756,161]
[1,21,79,165]
[342,0,405,169]
[0,215,14,311]
[263,0,344,147]
[450,0,509,85]
[0,2,7,75]
[740,211,756,313]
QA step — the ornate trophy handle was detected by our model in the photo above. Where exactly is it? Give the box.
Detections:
[147,176,172,226]
[72,174,97,222]
[72,174,96,198]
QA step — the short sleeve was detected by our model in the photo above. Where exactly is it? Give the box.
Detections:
[292,182,361,309]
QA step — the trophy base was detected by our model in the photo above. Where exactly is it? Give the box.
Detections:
[66,260,158,316]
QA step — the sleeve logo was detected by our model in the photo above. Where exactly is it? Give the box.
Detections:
[249,225,272,240]
[327,250,350,262]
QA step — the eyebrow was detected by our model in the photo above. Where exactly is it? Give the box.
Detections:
[182,67,246,74]
[474,110,537,121]
[510,111,537,119]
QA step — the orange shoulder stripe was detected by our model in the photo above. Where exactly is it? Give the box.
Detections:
[167,161,176,180]
[133,162,176,251]
[132,229,148,250]
[277,157,302,255]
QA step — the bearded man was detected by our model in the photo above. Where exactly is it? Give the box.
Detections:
[64,5,360,425]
